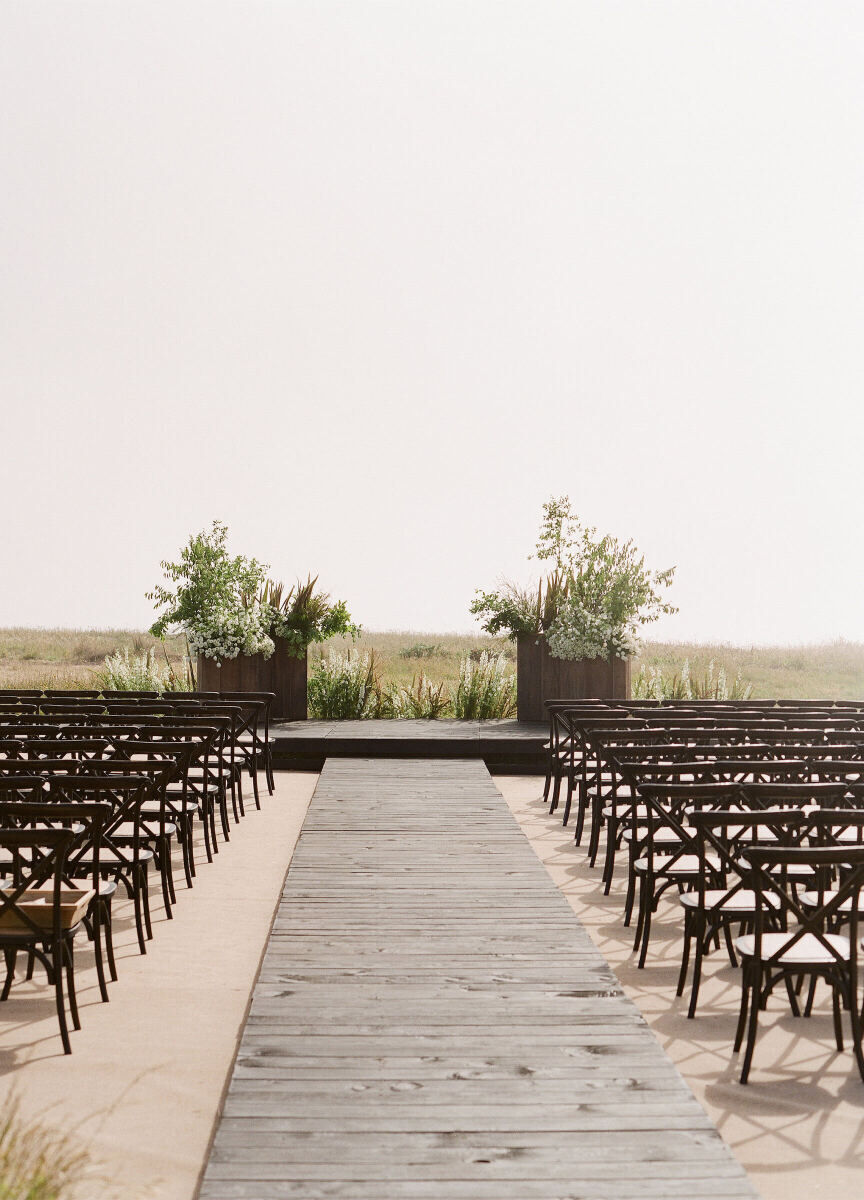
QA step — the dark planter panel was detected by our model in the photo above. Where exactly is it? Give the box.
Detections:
[197,642,307,719]
[516,634,630,722]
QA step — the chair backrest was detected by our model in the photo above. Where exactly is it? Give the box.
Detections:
[687,806,809,912]
[0,797,112,893]
[633,782,743,873]
[0,824,79,942]
[0,738,109,761]
[740,843,864,969]
[98,691,160,699]
[741,782,849,809]
[37,774,154,868]
[43,691,101,699]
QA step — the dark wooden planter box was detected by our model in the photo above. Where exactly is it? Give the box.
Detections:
[197,642,307,720]
[516,634,631,722]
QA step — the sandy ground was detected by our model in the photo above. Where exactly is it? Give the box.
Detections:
[0,771,317,1200]
[497,775,864,1200]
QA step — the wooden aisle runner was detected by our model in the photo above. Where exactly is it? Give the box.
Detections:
[200,758,757,1199]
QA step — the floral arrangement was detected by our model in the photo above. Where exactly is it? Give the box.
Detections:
[148,521,357,665]
[471,496,676,662]
[259,576,359,659]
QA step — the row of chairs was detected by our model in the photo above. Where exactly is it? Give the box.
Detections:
[542,699,864,1082]
[0,689,276,1053]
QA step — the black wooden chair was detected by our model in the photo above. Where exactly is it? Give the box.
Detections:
[734,843,864,1083]
[0,825,89,1053]
[679,808,808,1017]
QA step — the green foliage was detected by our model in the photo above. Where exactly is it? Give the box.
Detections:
[258,576,359,659]
[383,674,451,718]
[633,658,753,701]
[469,644,514,662]
[0,1093,90,1200]
[148,523,357,662]
[470,571,571,639]
[147,520,269,642]
[398,643,445,660]
[307,651,383,719]
[452,651,517,719]
[472,496,676,662]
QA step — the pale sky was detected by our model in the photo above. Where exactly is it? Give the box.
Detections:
[2,1,862,644]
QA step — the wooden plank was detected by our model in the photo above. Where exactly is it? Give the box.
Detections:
[200,758,756,1200]
[270,720,547,771]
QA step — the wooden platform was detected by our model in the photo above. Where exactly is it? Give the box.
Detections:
[270,719,547,772]
[200,759,756,1199]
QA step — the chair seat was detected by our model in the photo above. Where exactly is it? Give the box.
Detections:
[735,931,850,965]
[169,780,219,796]
[143,799,197,817]
[624,828,682,846]
[111,821,177,842]
[634,853,721,876]
[800,889,864,914]
[75,848,154,867]
[602,801,644,820]
[680,889,781,913]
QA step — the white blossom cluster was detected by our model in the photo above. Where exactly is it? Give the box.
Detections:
[453,651,518,719]
[457,650,512,691]
[307,651,379,718]
[546,601,640,662]
[186,602,275,666]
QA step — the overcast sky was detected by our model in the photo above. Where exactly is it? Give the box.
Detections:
[1,1,862,644]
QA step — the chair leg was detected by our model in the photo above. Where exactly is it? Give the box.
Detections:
[847,978,864,1083]
[722,922,738,968]
[638,898,653,970]
[734,963,751,1053]
[573,780,588,846]
[542,756,553,803]
[677,911,693,998]
[804,975,818,1017]
[784,975,801,1018]
[199,801,214,863]
[549,765,562,814]
[688,929,705,1020]
[103,900,118,982]
[0,949,16,1001]
[740,970,762,1084]
[179,820,194,888]
[250,760,261,810]
[561,773,574,827]
[65,941,80,1032]
[132,879,147,955]
[832,980,844,1052]
[91,907,109,1002]
[623,852,637,927]
[142,868,153,940]
[220,788,231,841]
[229,773,240,824]
[602,819,618,895]
[53,941,71,1055]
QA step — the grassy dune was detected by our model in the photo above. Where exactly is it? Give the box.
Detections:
[0,628,862,700]
[0,628,186,689]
